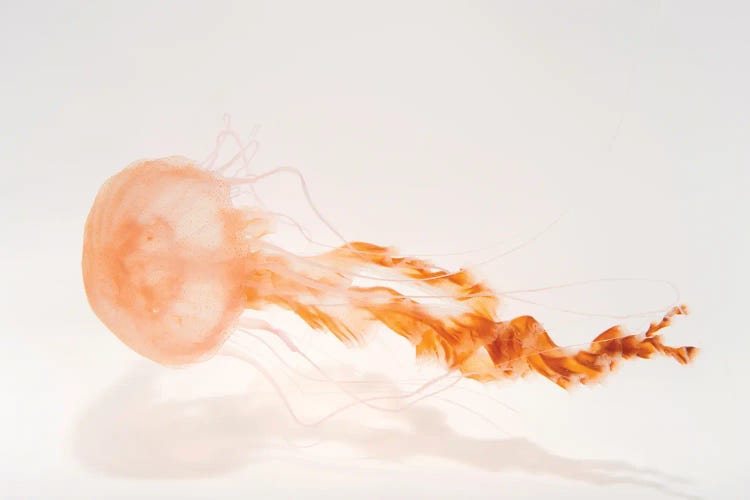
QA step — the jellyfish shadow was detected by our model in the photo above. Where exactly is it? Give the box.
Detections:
[71,362,697,498]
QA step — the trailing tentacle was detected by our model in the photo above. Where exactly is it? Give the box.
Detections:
[244,241,696,388]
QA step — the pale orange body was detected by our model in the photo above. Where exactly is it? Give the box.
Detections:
[83,157,247,364]
[83,157,697,387]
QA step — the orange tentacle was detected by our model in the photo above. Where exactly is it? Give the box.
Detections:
[244,241,697,388]
[484,306,697,388]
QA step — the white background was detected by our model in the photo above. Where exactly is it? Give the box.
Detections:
[1,1,747,498]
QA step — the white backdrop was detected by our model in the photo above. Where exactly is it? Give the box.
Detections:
[1,1,747,498]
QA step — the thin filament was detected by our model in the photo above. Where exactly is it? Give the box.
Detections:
[238,319,518,416]
[223,339,465,427]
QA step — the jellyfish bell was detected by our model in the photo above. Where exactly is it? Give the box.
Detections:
[82,156,248,365]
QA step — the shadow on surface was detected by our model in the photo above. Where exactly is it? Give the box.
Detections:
[72,362,696,498]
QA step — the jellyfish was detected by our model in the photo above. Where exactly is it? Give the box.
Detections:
[81,133,698,411]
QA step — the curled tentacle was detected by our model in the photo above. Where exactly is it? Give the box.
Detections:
[245,240,697,389]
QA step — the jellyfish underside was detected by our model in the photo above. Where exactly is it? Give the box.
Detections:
[82,157,697,392]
